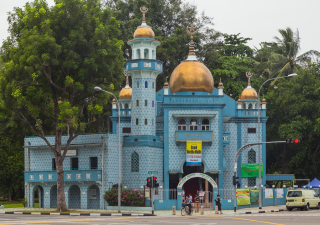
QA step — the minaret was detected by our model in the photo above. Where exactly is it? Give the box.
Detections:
[126,7,163,135]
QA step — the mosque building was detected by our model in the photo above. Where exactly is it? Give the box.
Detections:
[24,8,288,210]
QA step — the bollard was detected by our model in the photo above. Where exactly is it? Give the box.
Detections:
[172,206,176,215]
[215,205,218,214]
[200,205,204,215]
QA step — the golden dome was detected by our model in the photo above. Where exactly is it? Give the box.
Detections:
[119,88,132,99]
[240,87,258,100]
[169,61,214,94]
[134,26,155,39]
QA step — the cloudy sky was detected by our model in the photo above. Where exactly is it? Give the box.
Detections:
[1,0,319,54]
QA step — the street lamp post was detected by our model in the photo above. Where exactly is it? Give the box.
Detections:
[94,86,122,213]
[257,73,297,209]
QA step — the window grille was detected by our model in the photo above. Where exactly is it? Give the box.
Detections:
[248,177,256,187]
[201,118,210,131]
[131,152,139,172]
[178,119,186,130]
[248,149,256,164]
[190,119,198,130]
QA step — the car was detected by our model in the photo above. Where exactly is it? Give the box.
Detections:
[286,190,320,211]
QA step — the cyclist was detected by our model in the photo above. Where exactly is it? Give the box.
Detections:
[185,196,192,215]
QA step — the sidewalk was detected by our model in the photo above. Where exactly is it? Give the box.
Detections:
[0,205,287,216]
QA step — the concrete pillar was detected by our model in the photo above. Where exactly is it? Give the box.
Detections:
[201,205,204,215]
[205,180,209,207]
[177,189,182,210]
[172,206,176,215]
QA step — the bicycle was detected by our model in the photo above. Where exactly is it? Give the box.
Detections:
[181,204,193,216]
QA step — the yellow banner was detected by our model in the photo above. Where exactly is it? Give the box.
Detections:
[186,141,202,154]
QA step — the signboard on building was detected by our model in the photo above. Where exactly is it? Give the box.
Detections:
[176,131,213,142]
[236,189,251,205]
[276,188,284,198]
[250,189,259,204]
[241,163,263,177]
[265,189,273,198]
[144,187,150,198]
[186,141,202,166]
[61,150,77,157]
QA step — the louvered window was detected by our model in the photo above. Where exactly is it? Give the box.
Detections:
[131,152,139,172]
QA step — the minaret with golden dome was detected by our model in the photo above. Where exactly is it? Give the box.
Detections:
[169,26,214,94]
[125,7,163,135]
[119,71,132,109]
[239,72,259,109]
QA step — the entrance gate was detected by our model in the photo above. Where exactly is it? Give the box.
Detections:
[177,173,218,210]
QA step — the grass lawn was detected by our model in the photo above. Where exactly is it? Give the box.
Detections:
[0,200,39,208]
[12,210,84,213]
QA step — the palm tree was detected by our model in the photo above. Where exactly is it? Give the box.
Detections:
[268,27,320,85]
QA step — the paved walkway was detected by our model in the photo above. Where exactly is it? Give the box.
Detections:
[0,205,287,216]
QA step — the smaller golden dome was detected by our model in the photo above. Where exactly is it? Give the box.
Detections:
[119,88,132,99]
[240,87,258,100]
[134,26,154,39]
[262,95,266,104]
[112,98,116,103]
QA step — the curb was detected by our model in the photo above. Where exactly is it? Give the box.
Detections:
[0,211,155,216]
[237,209,286,214]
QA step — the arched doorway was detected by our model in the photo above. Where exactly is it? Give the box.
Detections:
[87,185,100,209]
[50,185,57,208]
[182,162,205,201]
[33,185,44,208]
[177,173,218,209]
[69,185,81,209]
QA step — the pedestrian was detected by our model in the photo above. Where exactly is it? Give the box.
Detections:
[215,194,222,214]
[194,194,200,213]
[189,194,192,203]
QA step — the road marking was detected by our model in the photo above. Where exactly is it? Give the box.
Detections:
[203,215,284,225]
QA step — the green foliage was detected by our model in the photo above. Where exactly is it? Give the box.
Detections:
[266,63,320,178]
[104,188,145,206]
[0,0,124,138]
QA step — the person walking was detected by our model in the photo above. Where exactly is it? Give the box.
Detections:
[215,194,222,214]
[194,194,200,213]
[189,194,193,203]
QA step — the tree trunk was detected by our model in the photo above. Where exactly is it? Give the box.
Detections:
[8,186,11,202]
[56,157,68,211]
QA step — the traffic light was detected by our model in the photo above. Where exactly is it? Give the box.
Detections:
[146,177,152,188]
[233,176,239,186]
[286,139,300,144]
[153,177,159,188]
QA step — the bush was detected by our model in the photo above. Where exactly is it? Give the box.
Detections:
[104,188,145,206]
[21,198,27,207]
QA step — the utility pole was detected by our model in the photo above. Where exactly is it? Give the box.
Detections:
[151,174,154,215]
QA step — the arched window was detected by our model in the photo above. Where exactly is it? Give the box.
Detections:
[145,81,148,88]
[243,104,246,109]
[145,118,148,125]
[137,82,139,88]
[124,103,129,109]
[248,149,256,164]
[190,119,198,131]
[178,119,186,131]
[248,103,253,109]
[202,119,210,131]
[136,118,139,125]
[144,49,149,59]
[131,152,139,172]
[145,100,148,106]
[136,100,139,107]
[136,49,140,59]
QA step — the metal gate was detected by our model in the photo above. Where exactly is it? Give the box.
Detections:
[198,190,213,209]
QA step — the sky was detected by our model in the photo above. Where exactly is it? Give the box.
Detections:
[1,0,319,55]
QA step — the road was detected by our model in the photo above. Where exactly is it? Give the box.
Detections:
[1,210,320,225]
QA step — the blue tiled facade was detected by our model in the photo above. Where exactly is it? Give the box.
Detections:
[24,15,269,210]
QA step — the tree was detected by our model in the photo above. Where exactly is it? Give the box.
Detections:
[0,0,124,210]
[268,27,320,85]
[104,0,221,90]
[210,33,261,100]
[266,63,320,180]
